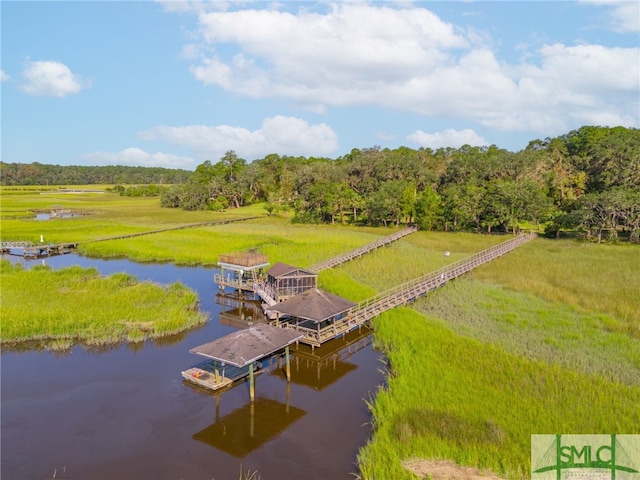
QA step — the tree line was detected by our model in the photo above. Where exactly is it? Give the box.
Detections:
[0,162,192,186]
[2,126,638,242]
[161,126,640,243]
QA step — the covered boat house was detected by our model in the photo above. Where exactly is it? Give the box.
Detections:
[267,288,357,348]
[183,323,305,400]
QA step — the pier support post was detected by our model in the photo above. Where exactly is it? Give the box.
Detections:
[249,363,255,402]
[285,346,291,381]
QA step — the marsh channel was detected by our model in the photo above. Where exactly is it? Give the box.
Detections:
[1,253,385,480]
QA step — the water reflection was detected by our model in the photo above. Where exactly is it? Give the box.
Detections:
[1,252,384,480]
[216,292,267,329]
[193,396,306,458]
[272,326,373,390]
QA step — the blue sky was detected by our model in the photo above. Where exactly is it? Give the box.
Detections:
[2,1,638,169]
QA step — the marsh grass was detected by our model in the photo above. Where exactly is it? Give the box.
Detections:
[322,234,640,478]
[0,187,265,246]
[0,259,207,349]
[79,215,392,266]
[1,186,394,266]
[357,308,640,480]
[471,238,640,336]
[414,278,640,384]
[334,231,506,292]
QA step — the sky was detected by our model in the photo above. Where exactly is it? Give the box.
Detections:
[1,1,639,170]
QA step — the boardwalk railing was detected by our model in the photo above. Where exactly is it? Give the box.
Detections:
[309,226,418,272]
[274,231,536,347]
[348,231,537,327]
[84,216,262,244]
[1,241,34,249]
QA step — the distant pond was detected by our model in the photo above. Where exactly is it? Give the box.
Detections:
[1,253,384,480]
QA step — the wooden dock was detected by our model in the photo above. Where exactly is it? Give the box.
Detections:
[182,365,235,391]
[1,241,79,258]
[1,216,260,258]
[196,231,536,399]
[273,232,537,347]
[308,226,418,272]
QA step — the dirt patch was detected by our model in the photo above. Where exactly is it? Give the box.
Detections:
[402,459,504,480]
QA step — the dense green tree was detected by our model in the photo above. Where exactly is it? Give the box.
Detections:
[414,187,441,231]
[366,180,407,227]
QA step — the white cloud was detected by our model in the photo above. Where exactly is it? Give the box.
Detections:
[0,70,9,82]
[582,0,640,32]
[407,129,489,149]
[20,60,89,97]
[79,148,196,169]
[156,0,231,14]
[177,3,638,135]
[190,3,467,102]
[139,115,338,160]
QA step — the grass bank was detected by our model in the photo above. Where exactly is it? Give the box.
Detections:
[0,259,208,349]
[357,308,640,480]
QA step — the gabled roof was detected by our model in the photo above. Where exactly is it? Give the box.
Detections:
[267,262,316,279]
[267,288,356,323]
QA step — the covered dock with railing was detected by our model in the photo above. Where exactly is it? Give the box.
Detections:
[183,323,305,400]
[267,288,357,348]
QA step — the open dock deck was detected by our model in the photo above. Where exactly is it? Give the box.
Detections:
[182,366,235,391]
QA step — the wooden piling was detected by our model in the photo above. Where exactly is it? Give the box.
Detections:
[249,363,255,402]
[285,345,291,381]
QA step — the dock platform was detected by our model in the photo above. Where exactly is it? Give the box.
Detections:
[182,366,234,391]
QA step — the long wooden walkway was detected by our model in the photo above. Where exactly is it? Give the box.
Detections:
[1,216,260,258]
[308,226,418,272]
[278,232,537,346]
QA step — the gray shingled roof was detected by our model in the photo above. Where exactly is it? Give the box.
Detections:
[267,288,356,323]
[267,262,316,278]
[189,324,305,367]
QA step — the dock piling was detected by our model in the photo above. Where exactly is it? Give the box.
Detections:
[249,363,255,402]
[285,346,291,381]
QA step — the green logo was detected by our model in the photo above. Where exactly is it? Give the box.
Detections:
[532,435,640,480]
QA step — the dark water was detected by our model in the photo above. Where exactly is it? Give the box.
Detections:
[1,255,384,480]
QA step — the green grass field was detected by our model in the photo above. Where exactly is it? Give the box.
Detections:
[0,260,207,348]
[357,308,640,480]
[2,187,638,478]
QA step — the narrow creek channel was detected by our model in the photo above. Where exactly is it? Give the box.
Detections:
[1,254,385,480]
